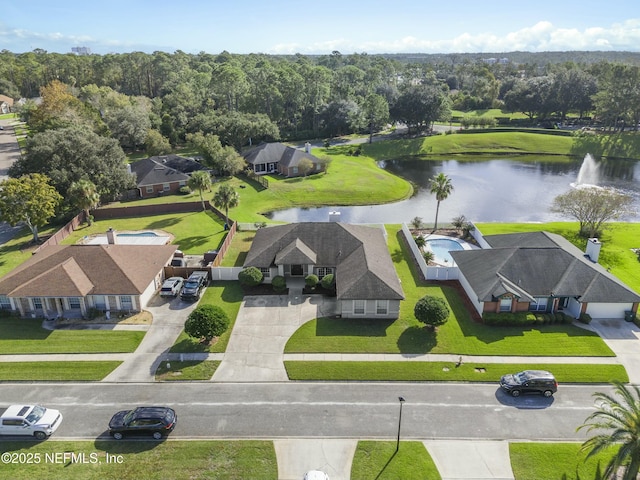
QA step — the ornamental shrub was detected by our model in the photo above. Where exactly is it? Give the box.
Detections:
[320,274,334,290]
[238,266,263,287]
[305,274,319,288]
[272,275,286,292]
[578,313,592,324]
[184,305,230,342]
[414,295,450,328]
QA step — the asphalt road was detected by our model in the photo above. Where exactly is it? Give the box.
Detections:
[0,382,604,442]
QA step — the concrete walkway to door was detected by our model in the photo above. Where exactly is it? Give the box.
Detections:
[212,280,338,382]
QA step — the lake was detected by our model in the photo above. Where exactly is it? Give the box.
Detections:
[265,155,640,224]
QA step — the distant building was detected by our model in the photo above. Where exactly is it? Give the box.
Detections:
[71,47,91,55]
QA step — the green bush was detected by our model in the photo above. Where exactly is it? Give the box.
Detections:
[272,275,286,292]
[578,313,592,324]
[184,305,230,342]
[321,273,335,289]
[305,274,319,288]
[238,266,263,287]
[179,186,191,194]
[414,295,450,328]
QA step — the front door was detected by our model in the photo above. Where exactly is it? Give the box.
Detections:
[291,265,304,276]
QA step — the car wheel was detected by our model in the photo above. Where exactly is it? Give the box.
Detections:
[34,431,47,440]
[543,390,554,397]
[510,390,521,397]
[152,431,163,440]
[112,432,123,440]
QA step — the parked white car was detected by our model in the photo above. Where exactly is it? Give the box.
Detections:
[0,404,63,440]
[160,277,184,297]
[303,471,329,480]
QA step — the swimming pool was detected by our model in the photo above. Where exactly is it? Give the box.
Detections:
[424,238,465,265]
[117,232,160,237]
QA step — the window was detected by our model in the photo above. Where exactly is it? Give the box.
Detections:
[376,300,388,315]
[68,297,81,309]
[499,297,511,312]
[0,296,11,310]
[94,296,107,310]
[120,296,133,310]
[354,300,365,315]
[163,183,170,191]
[32,298,43,310]
[529,297,548,312]
[292,167,298,175]
[179,180,186,187]
[259,267,271,279]
[316,267,333,278]
[146,186,154,194]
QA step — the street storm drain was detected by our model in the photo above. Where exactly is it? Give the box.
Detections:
[475,367,486,373]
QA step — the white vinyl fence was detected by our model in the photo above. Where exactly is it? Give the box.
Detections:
[210,267,243,281]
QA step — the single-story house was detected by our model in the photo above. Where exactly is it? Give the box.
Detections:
[0,95,14,114]
[450,231,640,320]
[243,142,325,177]
[0,244,178,318]
[129,154,207,198]
[243,222,404,319]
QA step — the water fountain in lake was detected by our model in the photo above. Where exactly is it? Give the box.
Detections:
[573,153,601,187]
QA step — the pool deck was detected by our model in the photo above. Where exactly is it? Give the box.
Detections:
[422,233,479,267]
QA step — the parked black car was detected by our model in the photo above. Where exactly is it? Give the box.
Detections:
[499,370,558,397]
[108,406,177,440]
[180,271,209,300]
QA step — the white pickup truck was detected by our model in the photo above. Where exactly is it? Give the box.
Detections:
[0,404,63,440]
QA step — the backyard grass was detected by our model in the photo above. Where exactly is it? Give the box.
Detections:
[0,361,122,381]
[477,221,640,294]
[169,281,244,354]
[285,226,615,357]
[509,442,616,480]
[219,230,255,267]
[351,441,441,480]
[61,210,228,255]
[0,440,277,480]
[0,318,144,354]
[154,360,219,381]
[284,361,628,383]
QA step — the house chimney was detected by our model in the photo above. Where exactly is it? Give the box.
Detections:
[106,227,117,245]
[329,211,341,222]
[586,237,601,263]
[305,142,311,153]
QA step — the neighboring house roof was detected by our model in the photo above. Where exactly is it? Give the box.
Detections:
[0,245,177,297]
[130,155,205,187]
[0,95,14,106]
[451,231,640,304]
[242,142,320,168]
[244,222,404,301]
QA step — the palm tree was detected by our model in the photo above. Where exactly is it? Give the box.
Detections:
[577,382,640,480]
[429,173,454,231]
[68,179,99,225]
[212,184,239,229]
[188,171,212,211]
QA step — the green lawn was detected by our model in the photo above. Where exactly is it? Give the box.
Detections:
[0,361,122,381]
[155,360,219,381]
[477,221,640,294]
[0,440,277,480]
[169,281,244,354]
[0,318,144,354]
[285,226,615,357]
[510,442,616,480]
[285,361,628,383]
[219,230,255,267]
[351,441,441,480]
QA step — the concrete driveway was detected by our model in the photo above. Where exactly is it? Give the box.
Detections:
[213,287,338,382]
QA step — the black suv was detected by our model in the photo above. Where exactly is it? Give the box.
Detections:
[499,370,558,397]
[108,406,177,440]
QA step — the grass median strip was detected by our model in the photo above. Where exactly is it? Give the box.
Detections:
[154,360,219,381]
[0,440,277,480]
[351,441,441,480]
[284,361,629,383]
[0,362,122,381]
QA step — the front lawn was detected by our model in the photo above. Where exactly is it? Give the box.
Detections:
[510,442,616,480]
[351,441,441,480]
[155,360,219,381]
[0,440,277,480]
[284,361,628,383]
[0,318,144,354]
[169,281,243,354]
[285,226,615,357]
[0,361,122,381]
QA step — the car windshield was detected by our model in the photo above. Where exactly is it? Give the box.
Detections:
[514,372,529,384]
[184,281,198,287]
[25,406,46,423]
[123,410,137,425]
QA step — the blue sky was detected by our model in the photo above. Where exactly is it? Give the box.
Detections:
[2,0,640,55]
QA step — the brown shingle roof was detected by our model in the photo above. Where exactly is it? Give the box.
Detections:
[0,245,177,297]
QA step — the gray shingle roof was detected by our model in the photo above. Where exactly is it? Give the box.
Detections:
[242,142,320,168]
[451,231,640,303]
[130,155,205,187]
[0,245,177,297]
[244,223,404,301]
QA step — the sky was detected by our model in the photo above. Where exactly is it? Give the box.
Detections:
[2,0,640,55]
